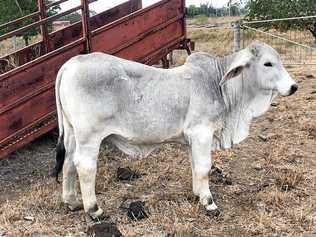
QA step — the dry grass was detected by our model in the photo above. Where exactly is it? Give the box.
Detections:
[184,20,316,65]
[172,27,235,66]
[0,18,316,237]
[0,35,42,73]
[187,16,241,26]
[0,35,41,58]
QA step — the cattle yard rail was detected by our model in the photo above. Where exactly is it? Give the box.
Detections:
[0,0,193,159]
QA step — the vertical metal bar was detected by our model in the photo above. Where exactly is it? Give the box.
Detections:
[181,0,190,56]
[240,21,245,49]
[81,0,91,53]
[161,56,169,69]
[182,0,186,38]
[234,21,241,52]
[168,51,174,66]
[38,0,50,53]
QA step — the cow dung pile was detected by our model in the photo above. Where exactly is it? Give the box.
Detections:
[126,201,149,220]
[87,222,122,237]
[210,166,233,186]
[117,167,142,181]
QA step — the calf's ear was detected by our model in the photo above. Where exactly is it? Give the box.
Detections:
[219,52,252,86]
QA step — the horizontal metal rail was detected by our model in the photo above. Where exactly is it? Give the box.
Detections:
[0,110,58,153]
[0,37,85,81]
[0,11,40,30]
[92,0,170,36]
[0,5,82,42]
[242,25,316,51]
[106,14,184,55]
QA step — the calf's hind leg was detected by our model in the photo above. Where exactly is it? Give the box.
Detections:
[73,137,105,221]
[62,127,82,211]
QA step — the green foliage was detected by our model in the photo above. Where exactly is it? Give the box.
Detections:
[0,0,59,45]
[186,1,245,18]
[186,5,201,18]
[246,0,316,39]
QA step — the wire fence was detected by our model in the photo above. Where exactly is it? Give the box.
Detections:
[186,16,316,66]
[241,16,316,65]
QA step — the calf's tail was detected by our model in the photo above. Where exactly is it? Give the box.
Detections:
[51,65,66,182]
[52,133,65,183]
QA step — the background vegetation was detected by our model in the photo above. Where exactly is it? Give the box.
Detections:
[246,0,316,40]
[0,0,59,45]
[186,1,246,18]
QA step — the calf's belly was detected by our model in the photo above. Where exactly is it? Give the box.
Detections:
[106,125,187,158]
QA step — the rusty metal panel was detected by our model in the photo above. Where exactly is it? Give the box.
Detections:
[91,0,184,53]
[0,112,57,158]
[0,42,85,111]
[114,20,184,61]
[0,0,188,159]
[0,87,56,141]
[49,0,142,50]
[0,42,85,157]
[0,0,142,70]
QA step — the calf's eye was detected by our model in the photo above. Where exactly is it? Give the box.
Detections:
[264,62,273,67]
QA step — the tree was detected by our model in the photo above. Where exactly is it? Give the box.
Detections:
[246,0,316,40]
[0,0,59,46]
[199,2,216,17]
[230,2,242,16]
[186,5,202,18]
[186,1,244,18]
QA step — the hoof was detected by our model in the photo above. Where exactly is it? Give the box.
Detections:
[201,196,220,217]
[200,196,217,209]
[205,200,218,211]
[87,222,122,237]
[85,206,109,225]
[63,196,83,212]
[206,208,221,218]
[66,202,83,212]
[85,212,110,226]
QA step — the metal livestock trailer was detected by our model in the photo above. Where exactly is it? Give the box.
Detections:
[0,0,193,159]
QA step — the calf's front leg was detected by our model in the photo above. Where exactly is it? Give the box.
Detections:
[187,127,218,212]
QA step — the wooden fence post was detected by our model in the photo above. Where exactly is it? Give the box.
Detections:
[234,21,241,52]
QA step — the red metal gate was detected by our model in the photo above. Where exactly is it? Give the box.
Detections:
[0,0,193,159]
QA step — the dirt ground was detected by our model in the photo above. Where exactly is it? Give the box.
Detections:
[0,45,316,236]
